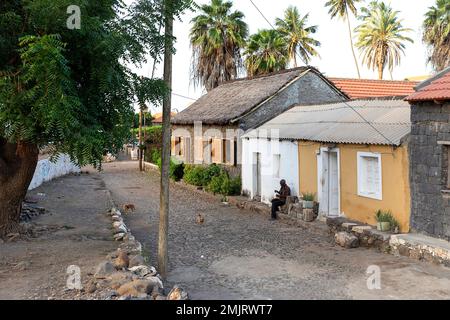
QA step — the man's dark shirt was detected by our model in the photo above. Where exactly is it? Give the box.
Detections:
[277,185,291,201]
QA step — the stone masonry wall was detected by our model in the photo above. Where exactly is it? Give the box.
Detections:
[239,72,345,130]
[410,101,450,239]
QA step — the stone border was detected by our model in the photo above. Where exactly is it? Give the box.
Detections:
[82,189,188,300]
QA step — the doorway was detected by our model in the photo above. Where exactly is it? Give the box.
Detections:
[318,148,340,217]
[253,152,262,199]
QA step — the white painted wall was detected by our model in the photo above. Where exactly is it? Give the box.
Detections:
[242,138,299,204]
[29,154,80,190]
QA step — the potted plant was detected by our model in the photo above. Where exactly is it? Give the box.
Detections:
[302,192,315,209]
[375,210,399,232]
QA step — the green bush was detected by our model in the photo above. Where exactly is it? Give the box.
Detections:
[302,192,315,201]
[207,172,228,194]
[151,149,161,165]
[170,160,185,182]
[183,165,207,186]
[183,164,242,196]
[375,210,400,231]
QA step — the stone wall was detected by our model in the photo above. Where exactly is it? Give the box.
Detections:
[409,101,450,239]
[239,72,345,130]
[29,154,80,190]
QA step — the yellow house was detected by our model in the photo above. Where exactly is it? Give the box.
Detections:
[248,98,411,232]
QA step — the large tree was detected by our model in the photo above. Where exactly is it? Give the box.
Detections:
[244,29,289,77]
[423,0,450,72]
[355,1,413,80]
[325,0,362,78]
[190,0,248,91]
[0,0,191,236]
[275,6,320,67]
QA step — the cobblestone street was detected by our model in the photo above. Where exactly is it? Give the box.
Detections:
[101,161,450,300]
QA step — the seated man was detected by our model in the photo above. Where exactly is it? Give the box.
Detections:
[271,179,291,220]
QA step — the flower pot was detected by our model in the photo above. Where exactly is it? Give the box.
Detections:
[303,200,314,209]
[377,222,391,232]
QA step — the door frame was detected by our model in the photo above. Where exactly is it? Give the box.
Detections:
[317,147,341,217]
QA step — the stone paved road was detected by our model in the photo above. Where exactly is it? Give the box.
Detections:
[101,161,450,300]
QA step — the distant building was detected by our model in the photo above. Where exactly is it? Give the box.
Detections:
[151,112,177,126]
[171,67,347,169]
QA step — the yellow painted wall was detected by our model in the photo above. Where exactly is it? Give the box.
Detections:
[298,141,411,232]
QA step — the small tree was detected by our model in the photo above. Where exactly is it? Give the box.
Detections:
[0,0,192,236]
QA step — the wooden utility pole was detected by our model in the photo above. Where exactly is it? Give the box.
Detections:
[158,0,173,278]
[138,107,144,171]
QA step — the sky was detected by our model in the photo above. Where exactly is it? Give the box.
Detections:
[129,0,437,113]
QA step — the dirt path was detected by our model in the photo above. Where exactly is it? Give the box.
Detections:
[0,170,116,300]
[101,160,450,300]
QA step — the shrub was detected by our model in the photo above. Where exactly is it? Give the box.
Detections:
[302,192,315,201]
[207,172,228,194]
[170,160,185,182]
[204,164,222,181]
[183,165,207,186]
[375,210,400,231]
[151,149,161,165]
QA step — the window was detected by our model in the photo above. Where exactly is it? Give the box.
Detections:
[222,139,236,165]
[273,154,281,178]
[357,152,382,200]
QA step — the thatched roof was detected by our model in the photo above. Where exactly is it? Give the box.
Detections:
[172,67,341,125]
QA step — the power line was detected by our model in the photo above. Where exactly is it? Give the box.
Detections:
[172,92,197,101]
[247,0,395,146]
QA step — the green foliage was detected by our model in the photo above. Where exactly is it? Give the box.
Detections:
[302,192,315,201]
[244,29,289,77]
[183,164,209,186]
[151,149,162,165]
[423,0,450,71]
[206,172,227,194]
[153,151,184,182]
[190,0,248,90]
[0,0,194,168]
[133,113,154,129]
[375,209,400,231]
[169,159,185,182]
[355,1,413,79]
[275,6,320,66]
[183,164,241,196]
[131,125,163,143]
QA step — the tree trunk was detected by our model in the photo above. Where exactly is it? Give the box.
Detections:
[158,0,173,279]
[139,107,143,172]
[346,10,361,79]
[0,138,39,237]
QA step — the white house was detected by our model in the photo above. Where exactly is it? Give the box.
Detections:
[241,130,299,204]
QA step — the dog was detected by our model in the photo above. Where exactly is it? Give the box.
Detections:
[122,203,136,214]
[195,213,205,225]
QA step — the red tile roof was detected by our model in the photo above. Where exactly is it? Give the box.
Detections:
[329,78,419,99]
[406,69,450,102]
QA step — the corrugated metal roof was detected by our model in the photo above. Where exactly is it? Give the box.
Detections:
[243,99,411,146]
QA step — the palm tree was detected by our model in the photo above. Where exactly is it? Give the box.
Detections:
[190,0,249,91]
[355,1,413,80]
[275,6,320,67]
[423,0,450,72]
[325,0,362,78]
[244,29,289,77]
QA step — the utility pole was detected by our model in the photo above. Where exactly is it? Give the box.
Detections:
[158,0,173,279]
